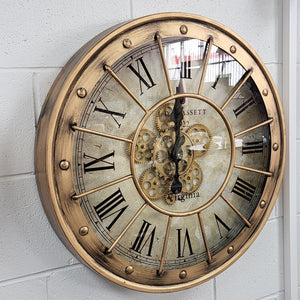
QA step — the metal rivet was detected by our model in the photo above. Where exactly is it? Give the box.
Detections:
[180,25,188,34]
[77,87,87,98]
[227,245,234,254]
[79,226,89,236]
[123,38,132,48]
[262,89,268,96]
[179,270,187,279]
[230,45,237,54]
[273,143,279,151]
[59,160,70,170]
[125,265,134,274]
[260,200,266,208]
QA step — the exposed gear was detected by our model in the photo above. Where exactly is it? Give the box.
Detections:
[186,124,211,158]
[181,161,202,193]
[152,129,194,179]
[163,162,202,205]
[164,193,177,205]
[155,103,174,132]
[140,168,168,200]
[131,129,155,163]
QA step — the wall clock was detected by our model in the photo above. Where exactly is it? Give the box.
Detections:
[35,13,285,292]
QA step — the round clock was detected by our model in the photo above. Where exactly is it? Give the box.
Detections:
[35,13,285,292]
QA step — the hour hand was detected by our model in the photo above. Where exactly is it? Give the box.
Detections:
[171,163,182,194]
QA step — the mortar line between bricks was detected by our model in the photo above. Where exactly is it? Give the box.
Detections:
[264,62,283,65]
[266,215,283,223]
[0,67,62,70]
[0,264,82,287]
[255,289,284,300]
[267,214,283,222]
[0,172,35,181]
[32,72,41,125]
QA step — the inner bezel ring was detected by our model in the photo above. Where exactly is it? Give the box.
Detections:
[131,93,236,217]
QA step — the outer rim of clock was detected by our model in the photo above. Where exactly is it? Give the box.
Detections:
[34,12,286,293]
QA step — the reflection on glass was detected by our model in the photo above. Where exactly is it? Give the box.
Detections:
[164,38,245,88]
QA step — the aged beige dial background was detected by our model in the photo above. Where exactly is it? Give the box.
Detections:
[35,13,285,292]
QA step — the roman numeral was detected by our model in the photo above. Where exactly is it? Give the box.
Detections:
[94,98,126,128]
[242,140,264,154]
[232,177,256,201]
[211,61,226,89]
[130,220,156,257]
[180,59,192,79]
[233,97,255,117]
[127,57,156,95]
[83,151,115,173]
[214,214,231,239]
[94,189,128,231]
[177,228,194,258]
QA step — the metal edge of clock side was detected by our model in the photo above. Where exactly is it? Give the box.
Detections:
[34,12,286,292]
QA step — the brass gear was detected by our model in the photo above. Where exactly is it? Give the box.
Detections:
[163,162,202,205]
[181,161,202,193]
[131,129,155,163]
[152,129,194,179]
[140,168,168,200]
[155,103,174,132]
[164,193,177,205]
[186,124,211,158]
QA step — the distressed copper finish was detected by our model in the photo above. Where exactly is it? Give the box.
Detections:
[35,13,286,293]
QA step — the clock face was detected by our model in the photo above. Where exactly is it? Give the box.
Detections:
[35,13,285,292]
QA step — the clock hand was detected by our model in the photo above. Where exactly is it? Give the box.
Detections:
[170,79,185,194]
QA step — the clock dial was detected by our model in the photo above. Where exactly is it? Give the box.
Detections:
[35,13,285,292]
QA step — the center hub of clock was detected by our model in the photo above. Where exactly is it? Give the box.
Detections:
[131,94,235,217]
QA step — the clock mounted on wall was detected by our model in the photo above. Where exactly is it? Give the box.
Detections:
[35,13,285,292]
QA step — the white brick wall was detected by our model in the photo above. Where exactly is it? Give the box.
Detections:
[0,0,296,299]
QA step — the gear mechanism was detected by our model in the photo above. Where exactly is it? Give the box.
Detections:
[140,168,168,200]
[186,124,211,158]
[151,129,194,179]
[155,103,174,132]
[133,102,212,205]
[181,161,202,193]
[131,129,155,164]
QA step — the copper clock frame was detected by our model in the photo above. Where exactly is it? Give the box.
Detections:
[35,13,286,292]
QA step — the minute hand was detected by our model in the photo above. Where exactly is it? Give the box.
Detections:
[170,81,185,194]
